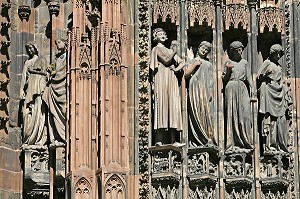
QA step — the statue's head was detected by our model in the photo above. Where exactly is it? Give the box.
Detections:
[55,38,67,54]
[197,41,212,58]
[152,28,167,43]
[25,41,38,57]
[229,41,244,60]
[269,44,283,62]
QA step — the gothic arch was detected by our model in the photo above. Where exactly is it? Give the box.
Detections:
[75,177,92,199]
[104,174,126,199]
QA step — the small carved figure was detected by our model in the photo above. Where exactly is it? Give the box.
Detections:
[222,41,254,154]
[150,28,185,146]
[20,42,48,146]
[185,41,216,147]
[257,44,292,154]
[45,38,67,147]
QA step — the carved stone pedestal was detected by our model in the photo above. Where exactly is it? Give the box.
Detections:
[53,146,65,198]
[150,145,182,198]
[187,147,218,198]
[23,147,50,199]
[260,154,291,198]
[224,152,253,198]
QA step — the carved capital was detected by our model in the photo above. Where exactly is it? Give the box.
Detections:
[48,1,60,16]
[247,0,257,9]
[18,5,31,21]
[213,0,222,7]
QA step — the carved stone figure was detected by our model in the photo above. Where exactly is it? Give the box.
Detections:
[185,41,216,147]
[20,42,48,146]
[257,44,292,154]
[222,41,254,154]
[150,28,185,146]
[45,38,67,147]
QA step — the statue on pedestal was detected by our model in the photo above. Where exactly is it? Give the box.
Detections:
[150,28,185,147]
[222,41,254,154]
[45,38,67,147]
[20,42,48,147]
[257,44,292,155]
[185,41,216,147]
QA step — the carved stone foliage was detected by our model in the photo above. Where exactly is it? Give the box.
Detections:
[188,0,215,27]
[225,187,252,199]
[152,184,178,199]
[223,3,249,30]
[150,146,181,178]
[189,186,216,199]
[105,175,125,199]
[224,153,253,186]
[152,0,178,24]
[257,7,283,32]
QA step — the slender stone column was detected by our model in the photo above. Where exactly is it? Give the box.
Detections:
[247,0,260,198]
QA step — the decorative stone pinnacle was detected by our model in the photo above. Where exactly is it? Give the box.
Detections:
[18,5,31,21]
[48,1,60,16]
[1,2,11,9]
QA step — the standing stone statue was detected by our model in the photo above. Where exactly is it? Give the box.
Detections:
[257,44,292,154]
[185,41,216,147]
[20,42,48,147]
[222,41,254,154]
[45,39,67,147]
[150,28,185,146]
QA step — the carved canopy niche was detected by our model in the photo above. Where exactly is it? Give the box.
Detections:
[223,3,250,31]
[152,0,179,24]
[75,177,92,199]
[257,7,283,32]
[188,0,215,28]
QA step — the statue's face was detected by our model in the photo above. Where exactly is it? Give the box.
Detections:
[155,31,167,43]
[55,40,65,51]
[232,47,243,59]
[198,45,210,58]
[270,52,281,62]
[25,44,37,57]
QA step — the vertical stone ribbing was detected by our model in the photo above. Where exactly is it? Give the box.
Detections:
[138,0,151,198]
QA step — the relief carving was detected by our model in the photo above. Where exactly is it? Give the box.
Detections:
[222,41,254,154]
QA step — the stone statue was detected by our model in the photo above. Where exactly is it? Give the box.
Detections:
[150,28,185,146]
[185,41,216,147]
[257,44,292,154]
[222,41,254,154]
[20,42,48,147]
[45,38,67,147]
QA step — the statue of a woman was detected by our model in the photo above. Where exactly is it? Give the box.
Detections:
[150,28,184,146]
[257,44,292,154]
[185,41,216,147]
[222,41,254,154]
[45,39,67,147]
[20,42,48,147]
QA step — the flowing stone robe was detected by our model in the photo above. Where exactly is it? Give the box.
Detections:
[257,60,290,153]
[187,57,215,147]
[45,52,66,143]
[150,43,183,131]
[22,56,48,145]
[222,59,253,152]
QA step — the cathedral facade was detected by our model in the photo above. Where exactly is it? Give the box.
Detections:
[0,0,300,198]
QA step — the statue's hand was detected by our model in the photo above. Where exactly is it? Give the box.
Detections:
[194,59,202,66]
[264,68,272,76]
[225,60,234,70]
[171,40,178,52]
[20,91,25,99]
